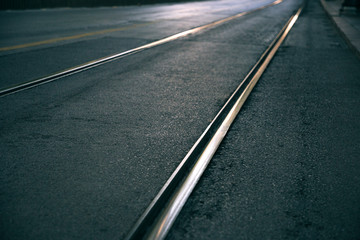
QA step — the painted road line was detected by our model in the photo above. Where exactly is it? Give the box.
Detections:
[0,0,283,97]
[0,22,154,52]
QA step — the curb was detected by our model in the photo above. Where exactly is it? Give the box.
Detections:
[320,0,360,58]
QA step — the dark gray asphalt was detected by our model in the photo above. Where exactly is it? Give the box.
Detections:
[168,0,360,239]
[0,0,276,90]
[0,0,303,239]
[1,0,359,239]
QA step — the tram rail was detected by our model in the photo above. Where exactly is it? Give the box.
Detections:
[0,1,305,239]
[125,3,304,240]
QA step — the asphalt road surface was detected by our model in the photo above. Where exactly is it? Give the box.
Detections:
[0,0,359,239]
[0,0,276,89]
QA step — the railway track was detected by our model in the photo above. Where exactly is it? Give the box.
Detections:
[2,0,360,239]
[125,3,304,240]
[1,0,305,239]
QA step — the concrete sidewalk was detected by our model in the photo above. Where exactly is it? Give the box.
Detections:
[320,0,360,57]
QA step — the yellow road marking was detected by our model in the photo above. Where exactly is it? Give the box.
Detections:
[0,22,153,52]
[1,0,284,97]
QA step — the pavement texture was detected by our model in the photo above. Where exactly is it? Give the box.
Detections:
[321,0,360,57]
[1,0,359,239]
[168,0,360,239]
[0,0,278,90]
[0,0,304,239]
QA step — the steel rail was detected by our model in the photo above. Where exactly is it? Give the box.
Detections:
[0,0,283,98]
[125,3,305,240]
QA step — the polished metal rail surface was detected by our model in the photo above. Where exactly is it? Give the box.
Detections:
[125,3,305,240]
[0,0,283,98]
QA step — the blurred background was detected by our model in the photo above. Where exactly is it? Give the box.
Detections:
[0,0,206,10]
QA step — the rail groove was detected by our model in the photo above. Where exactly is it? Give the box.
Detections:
[0,0,283,98]
[125,3,304,240]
